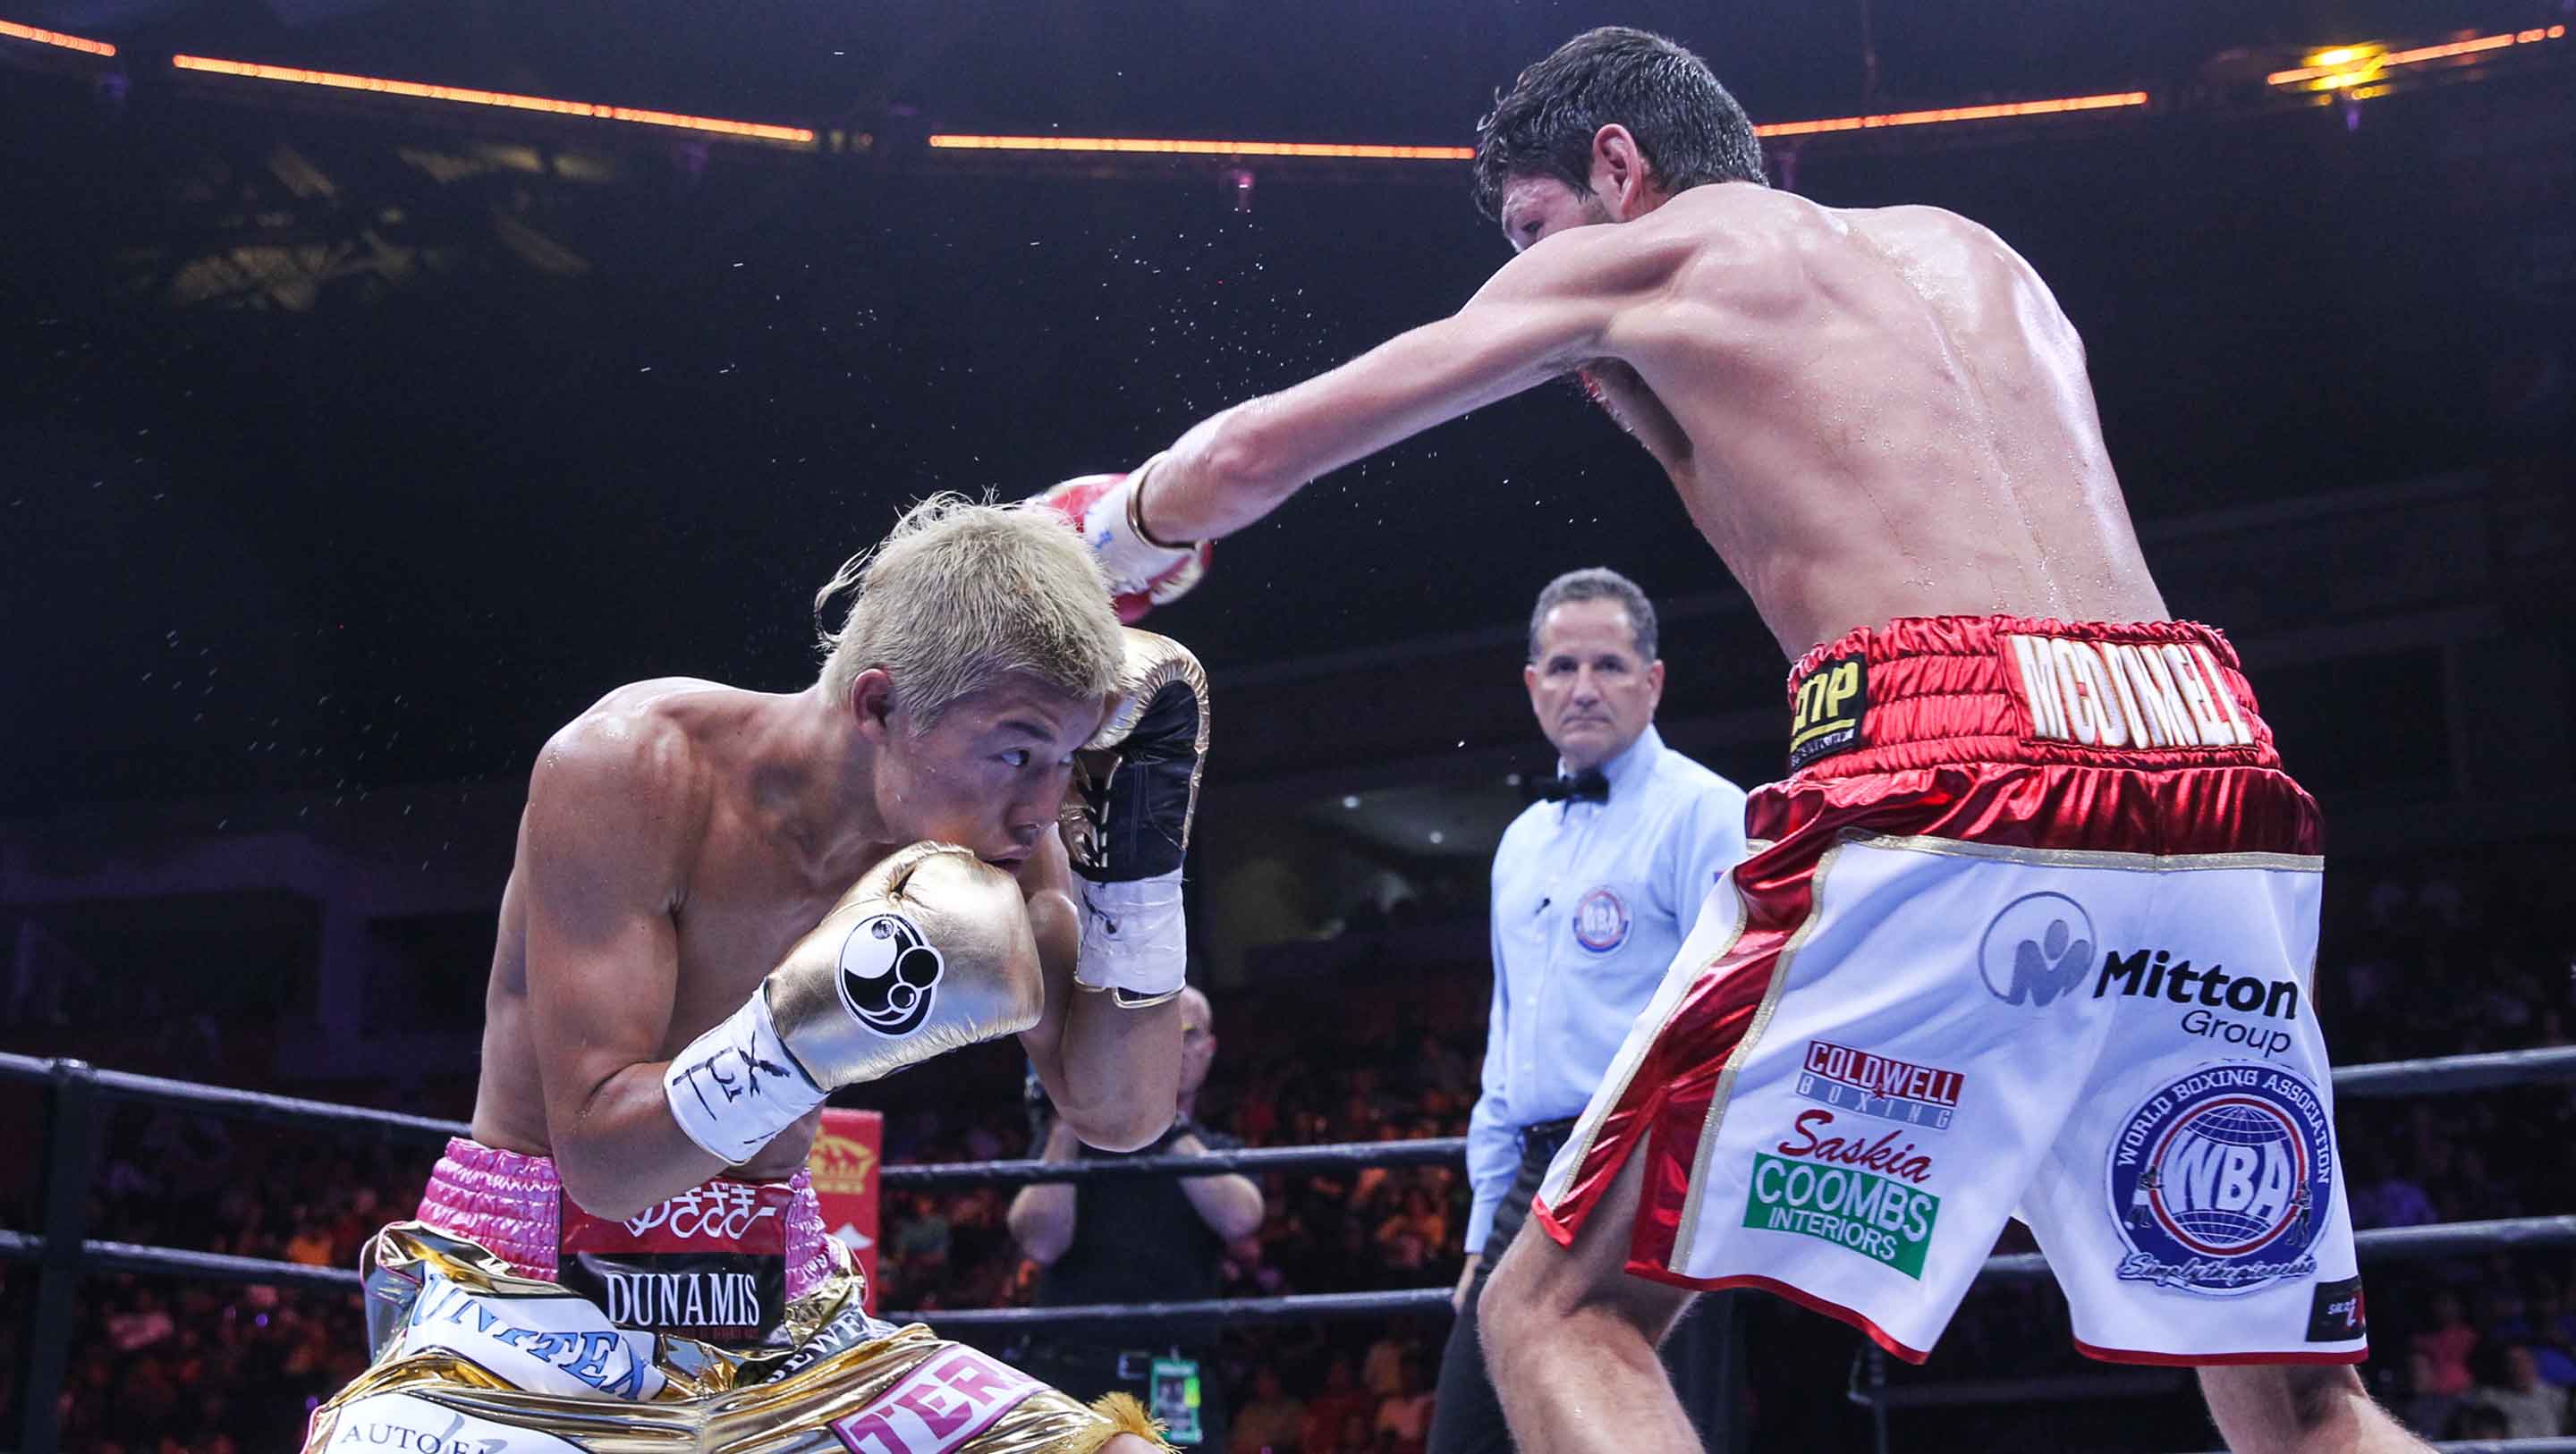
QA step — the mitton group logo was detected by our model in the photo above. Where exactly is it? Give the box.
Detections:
[1976,892,2097,1007]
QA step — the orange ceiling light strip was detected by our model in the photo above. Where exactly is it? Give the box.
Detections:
[928,134,1473,160]
[170,55,816,144]
[1756,90,2148,138]
[928,93,2148,160]
[2267,24,2564,85]
[0,18,116,55]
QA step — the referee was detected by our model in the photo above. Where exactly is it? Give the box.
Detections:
[1429,568,1748,1454]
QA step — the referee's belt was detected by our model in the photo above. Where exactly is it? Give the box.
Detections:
[1517,1117,1580,1161]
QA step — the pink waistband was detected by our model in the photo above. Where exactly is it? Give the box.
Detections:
[415,1137,835,1302]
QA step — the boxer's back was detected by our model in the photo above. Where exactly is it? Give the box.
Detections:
[1596,183,2168,656]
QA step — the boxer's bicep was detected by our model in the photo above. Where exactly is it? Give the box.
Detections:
[519,730,693,1145]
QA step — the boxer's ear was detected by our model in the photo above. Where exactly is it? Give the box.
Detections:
[849,667,898,742]
[1590,124,1648,216]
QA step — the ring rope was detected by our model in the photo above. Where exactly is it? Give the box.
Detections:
[7,1044,2571,1188]
[11,1214,2569,1328]
[5,1045,2569,1331]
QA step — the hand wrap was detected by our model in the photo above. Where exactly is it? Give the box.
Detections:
[1060,630,1209,1008]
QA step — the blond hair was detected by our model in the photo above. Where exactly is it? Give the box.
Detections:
[816,495,1124,728]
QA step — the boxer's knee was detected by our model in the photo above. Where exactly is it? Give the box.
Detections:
[1481,1230,1676,1384]
[1478,1237,1557,1373]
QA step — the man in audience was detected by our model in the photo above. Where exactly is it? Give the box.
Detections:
[2476,1346,2572,1438]
[1011,986,1267,1450]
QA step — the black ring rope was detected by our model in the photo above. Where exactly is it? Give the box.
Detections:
[9,1213,2570,1328]
[8,1044,2571,1190]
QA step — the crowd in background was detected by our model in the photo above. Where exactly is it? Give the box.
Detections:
[1,843,2570,1450]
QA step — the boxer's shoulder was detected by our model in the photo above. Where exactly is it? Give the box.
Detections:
[528,681,735,865]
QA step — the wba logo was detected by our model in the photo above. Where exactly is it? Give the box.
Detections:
[2106,1063,2334,1296]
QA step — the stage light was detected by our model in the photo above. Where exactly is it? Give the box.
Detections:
[2267,25,2563,86]
[170,55,816,145]
[0,18,116,55]
[929,94,2149,163]
[1755,91,2149,138]
[928,134,1474,160]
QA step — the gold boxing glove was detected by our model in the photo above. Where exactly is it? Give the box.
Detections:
[1059,629,1208,1009]
[664,841,1045,1165]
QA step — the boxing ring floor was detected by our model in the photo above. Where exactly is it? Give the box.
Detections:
[4,1044,2573,1454]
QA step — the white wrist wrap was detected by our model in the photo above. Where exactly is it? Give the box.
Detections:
[1074,869,1188,1000]
[662,989,826,1165]
[1086,469,1195,596]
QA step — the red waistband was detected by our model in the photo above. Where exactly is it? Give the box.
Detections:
[1783,615,2279,778]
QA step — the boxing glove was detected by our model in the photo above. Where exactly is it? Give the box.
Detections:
[1031,460,1212,622]
[1060,629,1209,1008]
[664,841,1044,1165]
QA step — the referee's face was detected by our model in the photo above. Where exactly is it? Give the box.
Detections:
[1524,600,1665,772]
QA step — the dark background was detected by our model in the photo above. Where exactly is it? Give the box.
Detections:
[4,0,2571,817]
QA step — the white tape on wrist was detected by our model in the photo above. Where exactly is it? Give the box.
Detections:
[662,989,826,1165]
[1074,869,1188,1001]
[1086,469,1195,596]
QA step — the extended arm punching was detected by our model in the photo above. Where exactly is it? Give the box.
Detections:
[1091,223,1685,581]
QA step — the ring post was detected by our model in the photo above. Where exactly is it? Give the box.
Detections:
[19,1057,100,1454]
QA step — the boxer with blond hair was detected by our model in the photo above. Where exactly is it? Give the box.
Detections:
[302,495,1208,1454]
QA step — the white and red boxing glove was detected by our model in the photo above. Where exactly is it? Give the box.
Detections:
[1031,461,1211,623]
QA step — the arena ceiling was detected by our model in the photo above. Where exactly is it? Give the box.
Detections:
[2,0,2569,813]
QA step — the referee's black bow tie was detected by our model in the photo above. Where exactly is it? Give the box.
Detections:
[1540,768,1611,804]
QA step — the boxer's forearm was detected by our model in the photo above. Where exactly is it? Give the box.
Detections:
[1170,1135,1266,1240]
[1142,401,1308,542]
[1050,993,1182,1151]
[553,1061,734,1222]
[1005,1121,1083,1264]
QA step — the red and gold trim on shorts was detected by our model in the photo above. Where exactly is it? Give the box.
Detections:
[1530,616,2325,1365]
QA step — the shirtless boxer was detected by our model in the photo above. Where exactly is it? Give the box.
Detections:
[301,496,1200,1453]
[1043,26,2417,1454]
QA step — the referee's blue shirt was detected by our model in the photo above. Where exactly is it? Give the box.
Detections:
[1466,725,1748,1254]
